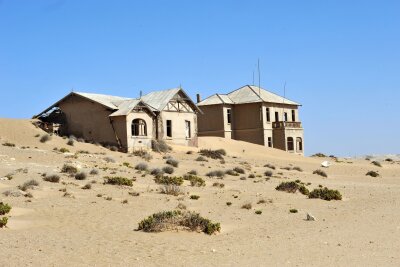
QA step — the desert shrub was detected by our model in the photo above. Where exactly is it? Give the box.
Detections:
[264,163,276,170]
[160,185,182,196]
[75,172,87,180]
[43,174,60,183]
[385,158,393,162]
[132,150,153,161]
[290,209,298,213]
[103,157,116,163]
[177,203,187,210]
[281,166,292,171]
[226,202,232,206]
[2,142,15,147]
[0,202,12,215]
[311,153,327,158]
[309,187,342,201]
[183,174,205,187]
[293,166,303,172]
[90,169,99,175]
[123,162,131,168]
[137,210,221,235]
[186,151,194,155]
[151,168,164,177]
[82,183,92,190]
[190,195,200,200]
[276,181,309,195]
[366,171,380,177]
[313,169,328,178]
[206,170,225,178]
[162,166,174,174]
[59,148,70,153]
[225,169,239,176]
[255,210,262,215]
[233,167,245,174]
[67,138,74,146]
[188,170,198,175]
[299,185,310,196]
[129,191,140,197]
[166,159,179,168]
[248,174,256,179]
[135,163,148,171]
[40,134,51,143]
[104,176,133,187]
[154,176,184,186]
[241,203,252,210]
[264,170,273,177]
[18,179,39,191]
[61,164,78,174]
[0,217,8,228]
[199,149,226,160]
[212,182,225,188]
[371,161,382,167]
[151,140,172,153]
[195,156,208,162]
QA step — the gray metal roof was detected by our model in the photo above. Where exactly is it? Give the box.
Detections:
[74,92,130,109]
[197,85,300,106]
[141,88,181,111]
[109,99,144,117]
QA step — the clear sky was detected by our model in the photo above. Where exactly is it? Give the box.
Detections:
[1,0,399,156]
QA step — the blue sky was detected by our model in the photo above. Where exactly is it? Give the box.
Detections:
[1,0,399,156]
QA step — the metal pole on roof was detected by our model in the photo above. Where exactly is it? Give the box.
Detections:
[258,58,261,95]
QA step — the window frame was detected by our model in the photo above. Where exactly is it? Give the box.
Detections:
[227,108,232,124]
[131,119,147,137]
[287,137,294,151]
[166,120,172,138]
[266,108,270,122]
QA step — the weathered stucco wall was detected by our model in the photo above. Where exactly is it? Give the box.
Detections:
[231,103,265,145]
[125,112,153,151]
[160,111,197,146]
[197,105,225,137]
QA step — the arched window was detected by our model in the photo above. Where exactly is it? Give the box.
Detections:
[287,137,294,151]
[132,119,147,136]
[296,137,303,152]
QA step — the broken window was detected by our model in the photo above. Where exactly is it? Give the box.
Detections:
[132,119,147,136]
[287,137,294,151]
[166,120,172,138]
[266,108,270,122]
[185,120,191,139]
[227,109,232,124]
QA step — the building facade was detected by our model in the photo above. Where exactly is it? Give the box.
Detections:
[197,85,304,155]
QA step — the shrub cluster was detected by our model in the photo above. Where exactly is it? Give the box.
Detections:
[206,170,225,178]
[40,134,51,143]
[160,185,182,196]
[151,140,172,153]
[135,163,148,171]
[264,163,276,170]
[137,210,221,235]
[166,159,179,168]
[309,187,342,201]
[18,179,39,191]
[162,166,174,174]
[104,176,133,187]
[132,150,153,161]
[154,176,184,186]
[61,164,78,174]
[366,171,380,177]
[43,174,61,183]
[199,149,226,160]
[183,174,205,187]
[313,169,328,178]
[275,181,309,195]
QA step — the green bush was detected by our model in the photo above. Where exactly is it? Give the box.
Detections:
[183,174,205,187]
[59,148,70,153]
[276,181,309,195]
[0,217,8,228]
[61,164,78,174]
[137,210,221,235]
[199,149,226,160]
[195,156,208,162]
[154,176,184,186]
[166,159,179,168]
[212,182,225,188]
[188,170,198,175]
[2,142,15,147]
[43,174,60,183]
[366,171,380,177]
[311,153,327,158]
[0,202,12,215]
[248,174,256,178]
[309,187,342,201]
[104,176,133,187]
[190,195,200,200]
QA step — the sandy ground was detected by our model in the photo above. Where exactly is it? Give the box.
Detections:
[0,118,399,267]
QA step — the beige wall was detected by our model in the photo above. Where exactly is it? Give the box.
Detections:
[197,105,225,137]
[160,111,197,146]
[231,103,265,145]
[125,111,154,151]
[59,95,118,145]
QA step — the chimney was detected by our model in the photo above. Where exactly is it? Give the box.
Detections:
[196,93,201,103]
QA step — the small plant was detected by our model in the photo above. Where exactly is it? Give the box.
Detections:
[311,153,327,158]
[199,149,226,160]
[104,176,133,187]
[241,203,252,210]
[0,202,12,215]
[183,174,205,187]
[226,202,232,206]
[371,161,382,167]
[190,195,200,200]
[188,170,198,175]
[135,163,148,171]
[293,166,303,172]
[313,169,328,178]
[166,159,179,168]
[290,209,298,213]
[225,169,239,176]
[162,166,174,175]
[18,179,39,191]
[90,169,99,175]
[103,157,116,163]
[43,174,60,183]
[233,167,245,174]
[276,181,309,195]
[385,158,393,162]
[177,203,187,210]
[128,191,140,197]
[67,138,75,146]
[151,168,164,177]
[212,182,225,188]
[366,171,380,177]
[123,162,131,168]
[195,156,208,162]
[255,210,262,215]
[2,142,16,147]
[75,172,87,180]
[160,185,182,196]
[40,134,51,143]
[59,148,70,153]
[281,166,292,171]
[0,217,8,228]
[151,140,172,153]
[309,187,342,201]
[206,170,225,178]
[154,176,184,186]
[137,210,221,235]
[264,170,273,177]
[82,183,92,190]
[264,163,276,170]
[61,164,78,174]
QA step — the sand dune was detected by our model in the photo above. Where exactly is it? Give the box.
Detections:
[0,118,399,266]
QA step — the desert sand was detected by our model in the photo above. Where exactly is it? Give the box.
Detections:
[0,118,399,266]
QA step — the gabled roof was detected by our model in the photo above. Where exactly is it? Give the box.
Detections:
[73,92,130,109]
[109,99,155,117]
[197,85,300,106]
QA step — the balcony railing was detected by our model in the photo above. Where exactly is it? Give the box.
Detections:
[272,121,302,129]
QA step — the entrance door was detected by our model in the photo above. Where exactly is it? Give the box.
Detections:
[185,120,191,139]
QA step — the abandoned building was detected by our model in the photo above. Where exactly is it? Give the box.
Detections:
[35,88,201,152]
[197,85,304,154]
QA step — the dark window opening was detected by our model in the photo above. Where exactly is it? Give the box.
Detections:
[132,119,147,136]
[266,108,270,122]
[296,137,303,151]
[287,137,294,151]
[268,137,272,147]
[185,120,191,138]
[284,112,288,122]
[292,110,296,122]
[227,109,232,124]
[166,120,172,138]
[275,112,279,122]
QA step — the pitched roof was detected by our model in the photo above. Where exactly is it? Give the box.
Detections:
[109,99,155,117]
[141,88,181,111]
[197,85,300,106]
[74,92,130,109]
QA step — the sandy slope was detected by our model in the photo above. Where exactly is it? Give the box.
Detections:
[0,118,399,267]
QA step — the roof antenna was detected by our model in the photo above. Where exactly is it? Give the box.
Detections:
[252,70,255,86]
[140,90,142,99]
[257,58,261,95]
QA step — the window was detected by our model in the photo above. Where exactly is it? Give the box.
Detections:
[292,110,296,122]
[284,112,288,122]
[131,119,147,136]
[166,120,172,138]
[266,108,270,122]
[275,112,279,122]
[185,120,191,138]
[268,137,272,147]
[287,137,294,151]
[227,109,232,124]
[296,137,303,151]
